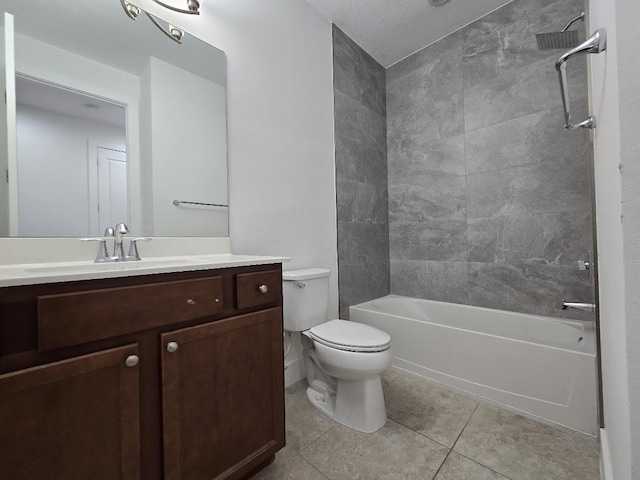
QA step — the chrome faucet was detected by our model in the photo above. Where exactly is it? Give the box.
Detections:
[561,300,595,312]
[113,223,129,261]
[80,223,151,263]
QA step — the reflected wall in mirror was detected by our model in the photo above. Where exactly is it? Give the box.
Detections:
[0,0,228,238]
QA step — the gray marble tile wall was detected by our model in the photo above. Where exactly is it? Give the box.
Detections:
[386,0,594,320]
[333,26,390,319]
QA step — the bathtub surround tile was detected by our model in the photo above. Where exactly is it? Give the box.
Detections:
[284,381,335,452]
[389,177,466,223]
[384,0,594,318]
[390,260,469,305]
[384,372,478,448]
[333,27,390,320]
[301,420,449,480]
[387,31,464,145]
[336,179,388,224]
[335,133,388,188]
[465,160,591,219]
[461,0,588,131]
[390,220,467,262]
[467,212,593,267]
[334,90,386,157]
[464,106,591,175]
[434,452,509,480]
[333,25,386,117]
[338,259,390,320]
[467,261,594,321]
[388,133,466,185]
[461,7,586,86]
[454,404,600,480]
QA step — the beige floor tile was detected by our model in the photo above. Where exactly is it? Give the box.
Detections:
[285,381,336,452]
[435,452,509,480]
[381,366,401,388]
[250,444,298,479]
[252,452,329,480]
[384,372,478,447]
[454,404,600,480]
[301,419,449,480]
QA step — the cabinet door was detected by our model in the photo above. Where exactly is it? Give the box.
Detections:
[162,308,285,480]
[0,344,141,479]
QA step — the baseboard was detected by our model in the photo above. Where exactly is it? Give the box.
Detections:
[600,428,614,480]
[284,358,305,387]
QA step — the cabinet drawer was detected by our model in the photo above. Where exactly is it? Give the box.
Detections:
[38,277,223,351]
[236,270,281,310]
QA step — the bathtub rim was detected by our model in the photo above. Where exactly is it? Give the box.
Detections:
[349,294,596,356]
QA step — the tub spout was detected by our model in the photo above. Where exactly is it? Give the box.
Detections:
[561,300,595,312]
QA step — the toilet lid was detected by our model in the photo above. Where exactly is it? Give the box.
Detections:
[307,320,391,352]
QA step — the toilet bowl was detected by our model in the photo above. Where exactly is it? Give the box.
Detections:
[303,320,392,433]
[283,269,392,433]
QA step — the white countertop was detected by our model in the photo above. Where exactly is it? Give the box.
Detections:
[0,253,290,288]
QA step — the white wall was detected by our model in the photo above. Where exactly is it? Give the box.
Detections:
[134,2,338,308]
[16,105,125,237]
[588,0,639,478]
[616,0,640,477]
[0,23,9,236]
[141,57,228,237]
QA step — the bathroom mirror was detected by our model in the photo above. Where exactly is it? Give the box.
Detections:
[0,0,228,238]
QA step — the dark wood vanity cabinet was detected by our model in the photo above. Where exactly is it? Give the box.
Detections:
[0,263,285,480]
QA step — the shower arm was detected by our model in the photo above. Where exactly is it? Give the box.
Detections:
[561,11,585,32]
[555,28,606,130]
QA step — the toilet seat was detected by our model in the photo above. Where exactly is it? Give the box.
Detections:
[306,320,391,353]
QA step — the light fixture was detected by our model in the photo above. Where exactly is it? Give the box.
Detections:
[120,0,186,44]
[151,0,201,15]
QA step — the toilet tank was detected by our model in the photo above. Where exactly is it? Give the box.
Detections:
[282,268,330,332]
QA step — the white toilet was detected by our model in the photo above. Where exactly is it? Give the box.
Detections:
[283,268,392,433]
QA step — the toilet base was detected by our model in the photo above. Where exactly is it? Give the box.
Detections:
[306,375,387,434]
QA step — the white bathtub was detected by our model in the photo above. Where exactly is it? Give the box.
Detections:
[349,295,598,436]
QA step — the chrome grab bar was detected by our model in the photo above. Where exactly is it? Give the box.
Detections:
[172,199,228,208]
[555,28,607,129]
[562,300,595,312]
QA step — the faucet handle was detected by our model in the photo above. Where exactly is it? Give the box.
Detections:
[104,227,115,237]
[127,237,152,261]
[79,238,110,263]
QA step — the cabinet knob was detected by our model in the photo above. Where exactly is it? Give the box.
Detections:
[187,299,196,305]
[258,284,269,294]
[125,355,139,367]
[167,342,179,353]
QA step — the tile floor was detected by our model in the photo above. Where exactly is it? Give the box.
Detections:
[253,368,600,480]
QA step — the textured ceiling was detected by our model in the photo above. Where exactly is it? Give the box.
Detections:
[304,0,513,67]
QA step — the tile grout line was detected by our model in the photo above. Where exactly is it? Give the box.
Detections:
[450,402,479,451]
[447,403,515,479]
[453,451,513,480]
[297,424,338,457]
[430,449,453,480]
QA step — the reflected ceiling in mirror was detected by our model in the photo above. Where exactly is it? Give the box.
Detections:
[0,0,228,238]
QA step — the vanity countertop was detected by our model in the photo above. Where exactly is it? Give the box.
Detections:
[0,253,290,288]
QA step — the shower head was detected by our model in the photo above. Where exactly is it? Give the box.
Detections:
[536,30,580,50]
[535,10,585,50]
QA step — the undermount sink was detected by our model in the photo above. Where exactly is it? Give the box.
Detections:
[24,257,204,274]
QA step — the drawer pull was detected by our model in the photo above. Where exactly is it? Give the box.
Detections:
[125,355,139,367]
[187,299,196,305]
[215,298,220,303]
[258,284,269,294]
[167,342,179,353]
